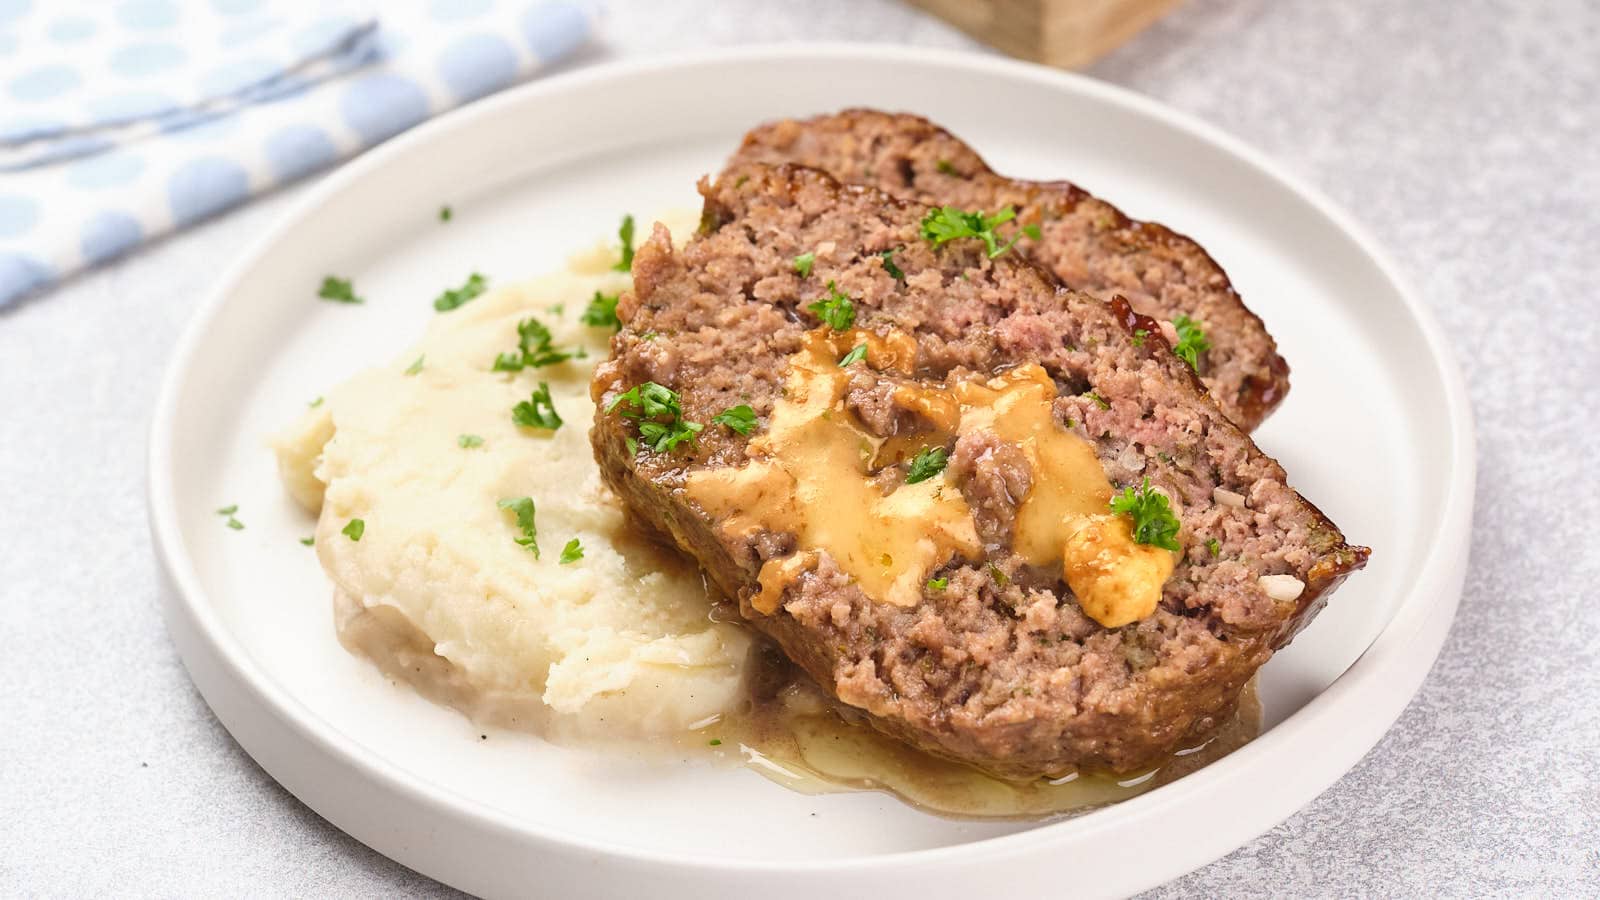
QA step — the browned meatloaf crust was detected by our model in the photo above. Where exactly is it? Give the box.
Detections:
[591,163,1368,778]
[731,108,1290,431]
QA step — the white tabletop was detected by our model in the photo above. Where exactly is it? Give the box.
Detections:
[3,0,1597,896]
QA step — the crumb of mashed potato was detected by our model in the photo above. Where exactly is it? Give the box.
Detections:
[271,211,751,740]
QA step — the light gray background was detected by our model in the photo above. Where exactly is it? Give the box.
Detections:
[3,0,1597,896]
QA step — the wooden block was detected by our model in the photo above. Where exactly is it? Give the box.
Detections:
[906,0,1182,69]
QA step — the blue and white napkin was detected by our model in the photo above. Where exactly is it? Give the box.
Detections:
[0,0,597,309]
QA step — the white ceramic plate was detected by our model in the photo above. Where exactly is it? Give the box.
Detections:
[148,45,1473,899]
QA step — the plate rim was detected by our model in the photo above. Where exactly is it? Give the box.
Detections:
[146,42,1475,895]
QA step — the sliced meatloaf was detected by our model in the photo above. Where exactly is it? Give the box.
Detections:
[590,163,1368,778]
[730,108,1290,431]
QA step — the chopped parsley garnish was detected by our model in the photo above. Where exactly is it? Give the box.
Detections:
[404,355,424,375]
[1171,315,1211,372]
[433,272,487,312]
[300,536,315,546]
[225,518,244,531]
[494,317,572,371]
[216,505,237,515]
[987,562,1010,586]
[458,433,484,448]
[1206,538,1221,557]
[879,249,905,281]
[926,576,949,592]
[936,159,957,175]
[793,252,815,278]
[318,276,361,304]
[581,291,621,330]
[607,381,703,453]
[1022,224,1042,240]
[612,214,636,272]
[512,382,563,430]
[215,505,243,530]
[1109,477,1181,552]
[807,281,856,331]
[905,446,949,484]
[309,396,324,408]
[342,518,365,541]
[439,205,452,222]
[496,497,539,557]
[708,738,723,746]
[711,404,757,435]
[559,538,583,564]
[919,205,1026,258]
[1085,390,1111,410]
[1131,328,1149,347]
[838,343,868,367]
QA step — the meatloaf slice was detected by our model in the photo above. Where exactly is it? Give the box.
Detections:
[590,163,1368,778]
[730,108,1290,431]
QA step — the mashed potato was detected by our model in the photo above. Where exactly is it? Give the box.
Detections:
[273,217,753,741]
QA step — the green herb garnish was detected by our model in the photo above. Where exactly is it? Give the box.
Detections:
[216,505,237,516]
[581,291,621,331]
[433,272,487,312]
[496,497,539,557]
[807,281,856,331]
[458,434,484,448]
[215,505,244,530]
[559,538,583,564]
[512,382,563,431]
[439,205,452,222]
[838,344,868,367]
[607,381,703,453]
[342,518,365,541]
[1206,538,1221,557]
[879,249,905,281]
[309,396,324,408]
[926,576,949,592]
[1171,315,1210,372]
[711,404,757,435]
[300,536,315,546]
[709,738,723,746]
[905,446,949,484]
[494,317,573,371]
[936,159,957,175]
[404,355,424,375]
[987,562,1009,586]
[1085,390,1111,410]
[318,276,362,304]
[612,214,636,272]
[1109,477,1181,552]
[793,252,815,278]
[1131,329,1149,347]
[1022,224,1042,240]
[919,205,1025,258]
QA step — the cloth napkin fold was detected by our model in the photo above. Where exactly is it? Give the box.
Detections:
[0,0,597,309]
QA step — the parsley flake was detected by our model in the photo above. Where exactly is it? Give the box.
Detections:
[342,519,365,542]
[581,291,621,331]
[987,562,1010,586]
[300,536,315,546]
[318,276,362,304]
[1171,315,1211,372]
[1085,390,1111,410]
[215,505,244,530]
[404,355,424,375]
[433,273,487,312]
[807,281,856,331]
[1109,477,1181,552]
[1131,329,1149,347]
[512,382,563,431]
[936,159,957,175]
[1023,224,1042,240]
[216,505,238,516]
[919,205,1026,258]
[709,738,723,746]
[559,538,583,564]
[458,434,485,448]
[439,205,452,222]
[309,396,324,408]
[838,343,868,367]
[905,446,948,484]
[879,249,905,281]
[494,317,573,371]
[496,497,539,557]
[793,252,816,278]
[926,576,949,592]
[612,214,636,272]
[1206,538,1221,557]
[711,404,757,435]
[607,381,702,453]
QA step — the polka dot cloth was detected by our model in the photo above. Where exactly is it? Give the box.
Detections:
[0,0,596,308]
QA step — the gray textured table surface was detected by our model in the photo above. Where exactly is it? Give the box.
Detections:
[3,0,1597,896]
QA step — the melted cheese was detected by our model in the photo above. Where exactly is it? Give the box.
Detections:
[686,329,1176,625]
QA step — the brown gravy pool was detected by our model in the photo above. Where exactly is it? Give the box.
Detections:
[337,588,1260,821]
